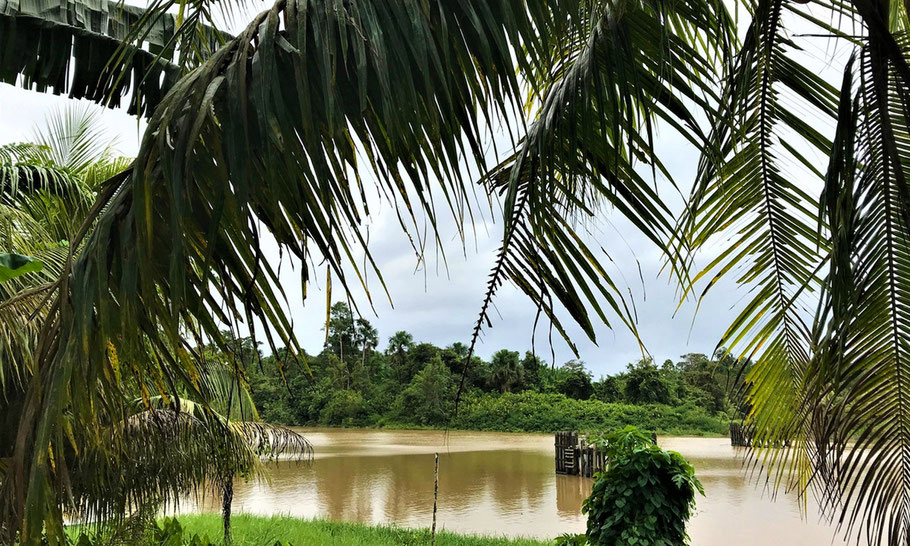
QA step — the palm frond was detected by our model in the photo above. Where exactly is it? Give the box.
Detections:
[30,104,116,176]
[69,407,311,526]
[796,34,910,545]
[0,0,182,115]
[461,0,734,400]
[0,284,54,395]
[680,0,841,497]
[0,106,129,256]
[0,143,77,210]
[0,0,567,542]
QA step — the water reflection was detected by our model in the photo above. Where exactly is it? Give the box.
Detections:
[186,429,850,544]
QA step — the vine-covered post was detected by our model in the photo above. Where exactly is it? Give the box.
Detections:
[582,427,703,545]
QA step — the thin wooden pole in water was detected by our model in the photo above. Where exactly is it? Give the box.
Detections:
[432,452,439,546]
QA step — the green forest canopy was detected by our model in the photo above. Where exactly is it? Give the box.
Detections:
[237,303,740,435]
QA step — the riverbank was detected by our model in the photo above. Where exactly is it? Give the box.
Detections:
[264,390,731,437]
[172,514,552,545]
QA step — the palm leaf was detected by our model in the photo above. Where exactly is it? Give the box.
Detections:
[69,406,311,527]
[679,0,842,499]
[461,0,734,401]
[797,33,910,545]
[0,0,231,116]
[0,0,181,115]
[0,0,569,542]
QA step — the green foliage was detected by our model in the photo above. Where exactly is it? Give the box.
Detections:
[454,392,727,435]
[325,302,378,362]
[394,356,456,426]
[583,427,703,545]
[162,514,548,546]
[489,350,523,393]
[553,533,587,546]
[0,253,42,283]
[69,518,222,546]
[558,361,594,400]
[8,0,910,540]
[520,352,542,391]
[319,389,366,426]
[624,359,671,405]
[593,376,624,403]
[245,305,734,435]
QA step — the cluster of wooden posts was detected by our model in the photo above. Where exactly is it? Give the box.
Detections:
[554,431,657,477]
[554,431,606,477]
[729,422,791,448]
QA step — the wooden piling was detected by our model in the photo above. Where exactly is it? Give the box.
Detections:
[431,452,439,546]
[555,431,579,475]
[555,430,654,477]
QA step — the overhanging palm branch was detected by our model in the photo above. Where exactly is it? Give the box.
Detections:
[790,34,910,544]
[0,0,570,542]
[0,0,231,116]
[679,0,842,501]
[679,0,910,542]
[0,0,179,116]
[461,0,734,398]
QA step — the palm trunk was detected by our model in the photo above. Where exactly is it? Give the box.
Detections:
[222,476,234,545]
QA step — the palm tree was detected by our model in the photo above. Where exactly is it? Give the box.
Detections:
[489,350,523,394]
[387,330,415,382]
[4,0,910,544]
[0,107,310,543]
[0,105,126,397]
[0,106,127,295]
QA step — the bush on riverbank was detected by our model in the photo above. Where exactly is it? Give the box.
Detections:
[452,392,729,435]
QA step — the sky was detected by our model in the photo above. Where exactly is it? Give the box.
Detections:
[0,82,746,378]
[1,3,849,377]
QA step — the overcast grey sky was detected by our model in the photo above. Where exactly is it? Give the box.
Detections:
[3,2,851,376]
[0,81,750,377]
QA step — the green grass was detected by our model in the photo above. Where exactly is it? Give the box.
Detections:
[174,514,552,546]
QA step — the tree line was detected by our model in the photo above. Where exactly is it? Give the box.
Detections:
[236,303,748,433]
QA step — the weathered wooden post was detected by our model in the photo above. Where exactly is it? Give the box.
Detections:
[431,452,439,546]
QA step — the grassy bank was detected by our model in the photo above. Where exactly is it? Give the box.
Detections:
[168,514,551,545]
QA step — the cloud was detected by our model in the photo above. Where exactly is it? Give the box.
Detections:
[0,74,742,378]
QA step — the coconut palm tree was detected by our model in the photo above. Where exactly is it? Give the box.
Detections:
[4,0,910,544]
[0,107,310,543]
[0,105,125,393]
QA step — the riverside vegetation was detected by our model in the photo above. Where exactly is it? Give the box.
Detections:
[68,516,553,546]
[241,303,745,436]
[11,0,910,540]
[63,427,701,546]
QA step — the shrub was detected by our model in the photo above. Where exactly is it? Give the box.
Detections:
[583,427,703,545]
[319,389,366,425]
[393,356,455,425]
[454,391,728,435]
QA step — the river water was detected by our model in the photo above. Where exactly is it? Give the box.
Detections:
[195,428,848,544]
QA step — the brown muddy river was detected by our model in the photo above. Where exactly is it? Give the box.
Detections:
[190,428,848,544]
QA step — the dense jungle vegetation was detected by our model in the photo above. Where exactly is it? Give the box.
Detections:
[240,303,745,435]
